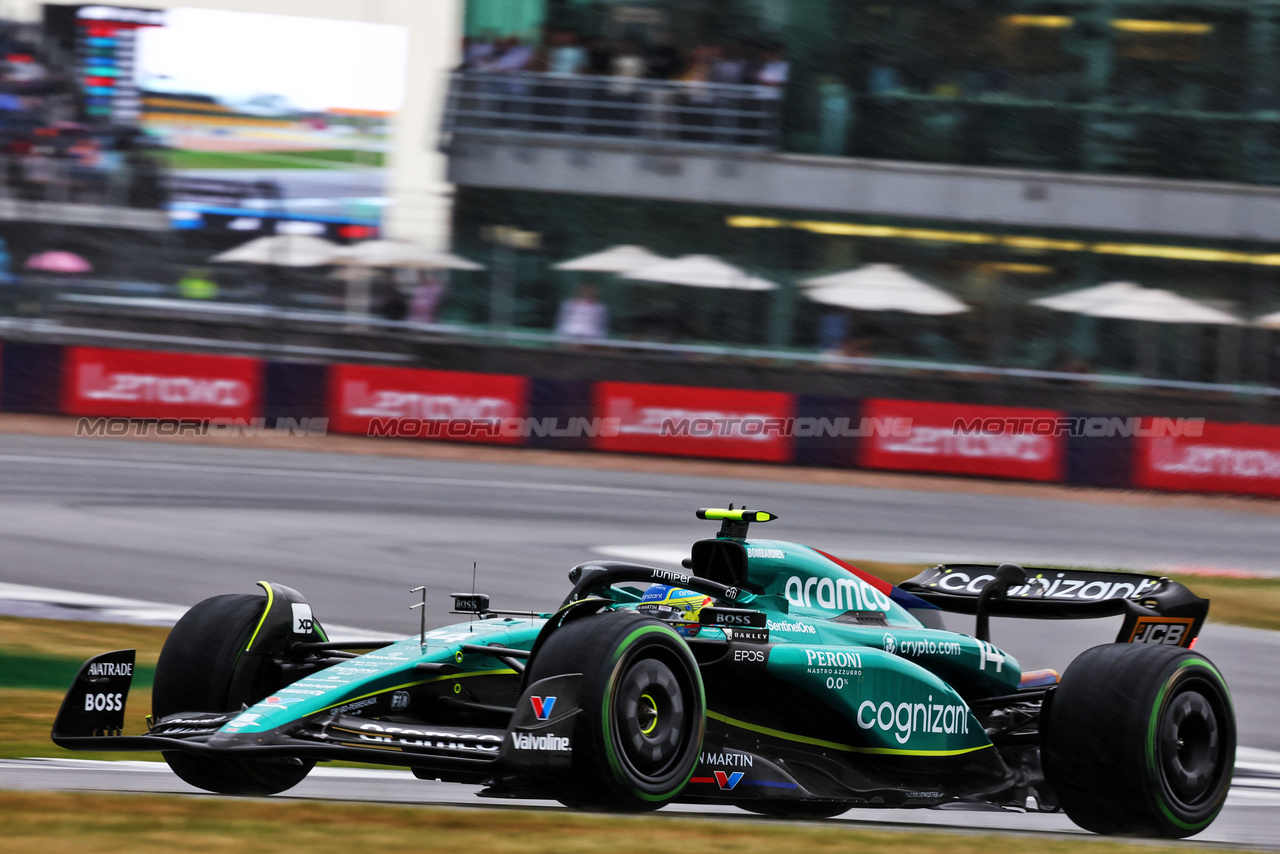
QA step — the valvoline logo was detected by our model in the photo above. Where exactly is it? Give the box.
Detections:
[530,696,556,720]
[714,771,744,790]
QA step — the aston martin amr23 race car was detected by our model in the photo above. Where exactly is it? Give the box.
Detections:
[53,508,1235,838]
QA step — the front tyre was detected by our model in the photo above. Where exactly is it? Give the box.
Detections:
[525,610,705,811]
[1043,643,1234,838]
[153,593,314,796]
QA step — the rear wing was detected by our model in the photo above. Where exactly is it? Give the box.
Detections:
[899,565,1208,648]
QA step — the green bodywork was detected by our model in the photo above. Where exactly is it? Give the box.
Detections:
[220,536,1019,764]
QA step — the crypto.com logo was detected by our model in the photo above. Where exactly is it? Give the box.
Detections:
[953,416,1205,438]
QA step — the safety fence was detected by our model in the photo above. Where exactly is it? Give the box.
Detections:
[2,340,1278,499]
[442,71,782,149]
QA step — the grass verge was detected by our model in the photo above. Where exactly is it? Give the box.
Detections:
[164,148,385,170]
[851,559,1280,632]
[0,791,1229,854]
[0,618,168,760]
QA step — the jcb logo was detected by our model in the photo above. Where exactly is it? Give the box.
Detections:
[1128,617,1194,647]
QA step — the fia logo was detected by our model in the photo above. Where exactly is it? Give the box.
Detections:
[390,691,410,712]
[530,696,556,720]
[713,771,744,790]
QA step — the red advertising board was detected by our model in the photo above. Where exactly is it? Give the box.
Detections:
[329,364,529,445]
[1134,419,1280,498]
[62,347,261,420]
[857,399,1065,482]
[592,381,794,462]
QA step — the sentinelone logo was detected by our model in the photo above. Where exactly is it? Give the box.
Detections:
[953,416,1205,438]
[77,417,329,438]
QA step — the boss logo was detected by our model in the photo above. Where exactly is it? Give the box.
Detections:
[84,693,124,712]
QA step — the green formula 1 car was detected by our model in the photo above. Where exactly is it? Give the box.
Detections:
[53,508,1234,838]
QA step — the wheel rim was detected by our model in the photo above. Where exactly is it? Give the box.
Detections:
[612,657,689,779]
[1159,680,1226,807]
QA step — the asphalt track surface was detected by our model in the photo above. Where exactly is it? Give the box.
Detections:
[2,433,1279,845]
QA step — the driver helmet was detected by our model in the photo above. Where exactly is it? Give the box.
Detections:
[638,584,712,636]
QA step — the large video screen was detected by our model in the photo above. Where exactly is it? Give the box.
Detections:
[45,4,408,231]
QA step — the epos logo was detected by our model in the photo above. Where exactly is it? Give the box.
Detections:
[530,696,556,720]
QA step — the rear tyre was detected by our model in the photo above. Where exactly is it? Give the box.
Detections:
[525,610,705,811]
[1043,643,1234,838]
[153,593,314,795]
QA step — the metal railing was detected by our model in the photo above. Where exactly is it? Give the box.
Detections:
[0,154,165,209]
[42,294,1280,399]
[442,71,783,150]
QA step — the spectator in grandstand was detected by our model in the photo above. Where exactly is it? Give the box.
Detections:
[485,37,535,72]
[546,31,587,77]
[556,284,608,340]
[754,45,789,94]
[177,268,219,300]
[409,271,447,323]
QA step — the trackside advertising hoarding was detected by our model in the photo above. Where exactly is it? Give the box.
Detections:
[858,399,1065,482]
[62,347,261,420]
[328,364,529,445]
[1134,419,1280,498]
[592,381,794,462]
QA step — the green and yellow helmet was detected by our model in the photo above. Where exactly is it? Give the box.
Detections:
[638,584,713,636]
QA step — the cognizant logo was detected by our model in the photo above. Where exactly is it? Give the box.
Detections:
[784,575,891,611]
[857,697,971,744]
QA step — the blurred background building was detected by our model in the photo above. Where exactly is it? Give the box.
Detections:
[442,0,1280,388]
[0,0,1277,395]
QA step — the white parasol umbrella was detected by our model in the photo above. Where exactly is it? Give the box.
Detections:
[553,244,667,273]
[211,234,342,267]
[621,254,777,291]
[799,264,968,315]
[332,239,485,270]
[1031,281,1143,313]
[1078,288,1239,325]
[1252,310,1280,329]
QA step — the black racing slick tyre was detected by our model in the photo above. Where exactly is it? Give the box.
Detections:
[153,593,314,795]
[1043,643,1235,838]
[525,610,705,812]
